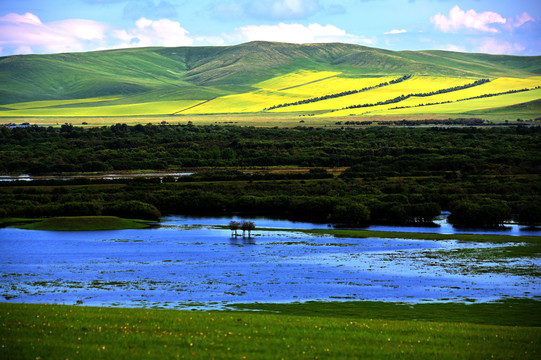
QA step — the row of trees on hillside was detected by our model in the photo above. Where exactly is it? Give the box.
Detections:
[343,79,490,110]
[390,85,540,111]
[264,75,412,111]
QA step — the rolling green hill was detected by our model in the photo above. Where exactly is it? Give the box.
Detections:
[1,41,540,121]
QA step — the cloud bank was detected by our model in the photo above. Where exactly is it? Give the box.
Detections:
[0,12,367,55]
[431,5,506,33]
[0,12,107,54]
[113,17,193,47]
[0,3,537,57]
[215,0,321,21]
[237,23,354,44]
[0,12,195,55]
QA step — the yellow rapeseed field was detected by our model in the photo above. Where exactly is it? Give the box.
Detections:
[276,76,398,97]
[181,90,298,114]
[255,70,340,90]
[318,76,541,117]
[271,76,474,113]
[2,73,539,118]
[374,88,541,116]
[1,100,201,117]
[4,96,120,110]
[186,74,404,114]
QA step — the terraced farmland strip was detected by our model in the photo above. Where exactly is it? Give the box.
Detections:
[0,100,201,117]
[265,75,412,111]
[255,70,340,90]
[271,76,474,113]
[4,96,121,110]
[180,90,300,114]
[389,85,540,111]
[171,97,217,115]
[343,78,490,110]
[373,88,541,115]
[278,74,340,91]
[326,76,541,117]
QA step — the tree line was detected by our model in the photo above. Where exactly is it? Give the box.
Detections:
[0,124,540,228]
[1,169,539,228]
[1,124,540,176]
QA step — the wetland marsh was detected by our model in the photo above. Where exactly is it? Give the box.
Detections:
[1,216,539,310]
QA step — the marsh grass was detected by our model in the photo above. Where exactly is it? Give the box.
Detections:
[13,216,155,231]
[1,302,539,359]
[250,227,541,244]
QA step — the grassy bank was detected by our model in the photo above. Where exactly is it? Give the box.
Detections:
[230,299,541,327]
[1,301,539,359]
[252,227,541,244]
[9,216,155,231]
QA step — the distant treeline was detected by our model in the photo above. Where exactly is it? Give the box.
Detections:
[343,79,490,110]
[1,124,540,227]
[1,124,540,176]
[335,118,488,126]
[264,75,412,111]
[1,171,540,227]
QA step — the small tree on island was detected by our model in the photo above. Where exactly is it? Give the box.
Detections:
[240,220,255,238]
[229,220,241,236]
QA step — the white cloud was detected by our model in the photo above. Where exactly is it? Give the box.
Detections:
[443,44,466,53]
[478,38,525,55]
[0,12,195,55]
[15,45,34,55]
[509,12,535,28]
[267,0,319,19]
[1,12,42,25]
[0,12,108,54]
[214,0,320,21]
[384,29,406,35]
[113,18,193,47]
[51,19,107,41]
[237,22,355,44]
[431,5,506,33]
[195,36,226,46]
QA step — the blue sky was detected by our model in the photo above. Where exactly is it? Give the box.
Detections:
[1,0,540,56]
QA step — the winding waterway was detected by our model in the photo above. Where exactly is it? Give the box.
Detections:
[0,215,539,310]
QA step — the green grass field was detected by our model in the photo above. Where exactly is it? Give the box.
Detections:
[1,301,539,359]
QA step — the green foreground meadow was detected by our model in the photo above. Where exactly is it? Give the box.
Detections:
[1,301,539,360]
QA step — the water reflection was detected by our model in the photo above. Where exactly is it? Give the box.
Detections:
[0,172,193,182]
[162,214,540,236]
[229,236,256,245]
[367,213,540,236]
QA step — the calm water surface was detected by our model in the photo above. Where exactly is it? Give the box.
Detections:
[0,215,539,310]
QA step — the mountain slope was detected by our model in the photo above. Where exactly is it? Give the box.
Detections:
[1,41,540,106]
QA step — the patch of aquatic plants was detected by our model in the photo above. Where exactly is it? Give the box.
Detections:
[419,244,541,277]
